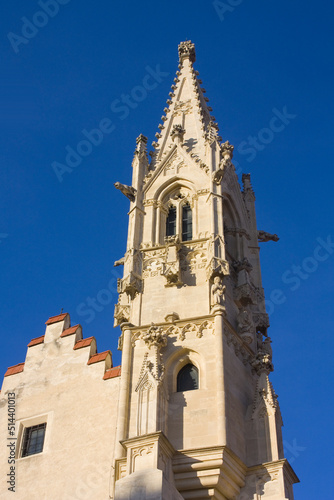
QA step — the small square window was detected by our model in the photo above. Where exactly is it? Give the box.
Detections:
[21,423,46,457]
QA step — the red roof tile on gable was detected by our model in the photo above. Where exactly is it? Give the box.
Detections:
[5,363,25,377]
[74,337,95,350]
[27,335,45,347]
[45,313,68,325]
[103,366,121,380]
[61,325,80,337]
[88,351,111,365]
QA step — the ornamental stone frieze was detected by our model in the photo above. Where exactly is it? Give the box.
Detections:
[130,318,215,346]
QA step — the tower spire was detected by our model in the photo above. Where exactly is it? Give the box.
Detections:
[150,40,220,170]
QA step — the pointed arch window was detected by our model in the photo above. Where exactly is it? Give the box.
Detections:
[166,206,177,237]
[182,203,192,241]
[177,363,198,392]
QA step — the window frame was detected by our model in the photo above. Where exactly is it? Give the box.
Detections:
[176,363,199,392]
[164,199,193,243]
[21,423,47,458]
[16,412,51,460]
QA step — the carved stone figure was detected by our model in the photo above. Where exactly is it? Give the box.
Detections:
[114,182,137,202]
[221,140,234,158]
[211,276,226,305]
[258,230,279,242]
[114,257,125,267]
[237,307,253,334]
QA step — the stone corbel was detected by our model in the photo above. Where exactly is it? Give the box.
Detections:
[117,272,143,299]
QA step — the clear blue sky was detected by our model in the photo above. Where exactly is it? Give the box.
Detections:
[1,1,333,498]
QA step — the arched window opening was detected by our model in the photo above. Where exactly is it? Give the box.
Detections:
[182,203,192,241]
[166,206,177,237]
[177,363,198,392]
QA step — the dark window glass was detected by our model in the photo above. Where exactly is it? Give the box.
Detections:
[182,203,192,241]
[166,206,177,237]
[177,363,198,392]
[21,423,46,457]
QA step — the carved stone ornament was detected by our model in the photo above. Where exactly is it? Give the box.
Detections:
[141,324,167,349]
[253,312,270,334]
[171,124,186,144]
[213,155,234,185]
[233,258,253,273]
[178,40,196,63]
[114,303,130,327]
[233,283,258,306]
[164,312,180,323]
[258,230,279,243]
[118,272,143,299]
[114,182,137,202]
[237,307,255,345]
[221,140,234,159]
[206,257,229,281]
[224,324,250,366]
[211,276,226,306]
[163,263,182,286]
[252,336,274,375]
[136,351,165,387]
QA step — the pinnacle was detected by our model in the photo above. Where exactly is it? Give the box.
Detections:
[149,41,220,169]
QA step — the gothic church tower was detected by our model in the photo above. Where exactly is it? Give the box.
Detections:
[113,41,299,499]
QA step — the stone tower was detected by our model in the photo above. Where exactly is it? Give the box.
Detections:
[112,41,299,499]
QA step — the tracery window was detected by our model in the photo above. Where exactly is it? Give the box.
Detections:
[177,363,199,392]
[166,206,177,237]
[182,203,192,241]
[165,201,193,242]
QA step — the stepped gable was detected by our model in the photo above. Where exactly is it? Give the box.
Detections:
[2,312,118,381]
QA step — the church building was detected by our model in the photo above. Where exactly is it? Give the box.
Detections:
[0,41,299,499]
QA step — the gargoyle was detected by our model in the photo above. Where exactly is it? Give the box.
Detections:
[258,230,279,242]
[114,182,137,202]
[114,257,125,267]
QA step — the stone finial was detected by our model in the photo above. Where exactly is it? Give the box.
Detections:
[178,40,196,63]
[242,173,254,192]
[171,124,186,144]
[142,324,167,349]
[221,140,234,159]
[136,134,148,145]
